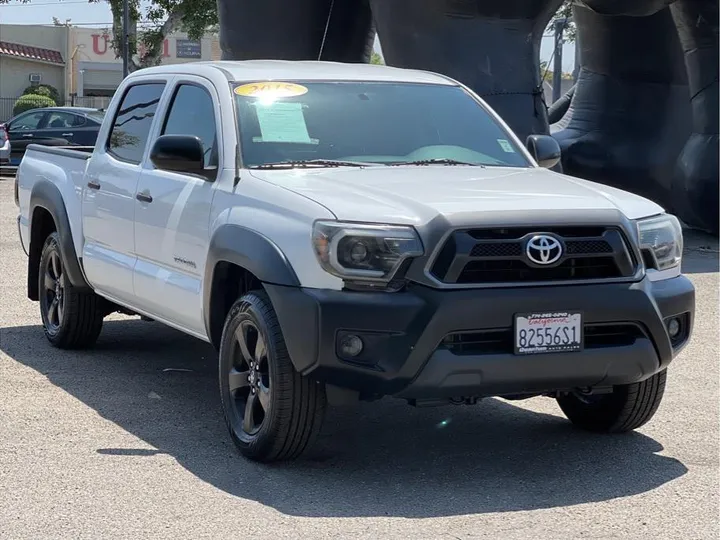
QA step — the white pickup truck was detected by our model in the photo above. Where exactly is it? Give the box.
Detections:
[15,61,694,462]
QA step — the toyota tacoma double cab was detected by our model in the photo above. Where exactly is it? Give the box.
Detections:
[15,60,695,462]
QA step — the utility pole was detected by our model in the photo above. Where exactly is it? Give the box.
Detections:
[122,0,130,78]
[552,18,566,104]
[572,24,580,83]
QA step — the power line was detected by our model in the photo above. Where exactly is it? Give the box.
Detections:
[0,0,154,5]
[0,1,90,6]
[3,20,161,26]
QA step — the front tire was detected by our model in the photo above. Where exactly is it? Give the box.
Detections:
[557,370,667,433]
[218,291,326,462]
[38,232,104,349]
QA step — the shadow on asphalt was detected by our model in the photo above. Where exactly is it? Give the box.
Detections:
[682,230,719,274]
[0,320,688,518]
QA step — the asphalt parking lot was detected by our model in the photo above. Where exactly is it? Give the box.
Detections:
[0,173,718,539]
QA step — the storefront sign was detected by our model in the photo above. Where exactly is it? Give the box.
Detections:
[176,39,202,59]
[87,32,170,59]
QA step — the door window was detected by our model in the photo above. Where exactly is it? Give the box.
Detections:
[161,84,218,169]
[107,82,166,164]
[10,111,46,131]
[45,112,86,128]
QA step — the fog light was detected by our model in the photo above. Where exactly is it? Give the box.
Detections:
[667,317,681,338]
[339,334,364,358]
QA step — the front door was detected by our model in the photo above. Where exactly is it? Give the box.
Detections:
[132,79,220,335]
[6,109,48,164]
[81,81,167,302]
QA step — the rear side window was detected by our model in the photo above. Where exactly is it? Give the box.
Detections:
[161,84,218,169]
[46,112,85,128]
[107,83,165,164]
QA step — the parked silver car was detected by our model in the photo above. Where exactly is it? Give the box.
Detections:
[0,124,10,165]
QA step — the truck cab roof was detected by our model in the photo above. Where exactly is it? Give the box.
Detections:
[129,60,457,86]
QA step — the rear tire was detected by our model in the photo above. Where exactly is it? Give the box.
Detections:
[557,370,667,433]
[218,290,326,462]
[38,232,104,349]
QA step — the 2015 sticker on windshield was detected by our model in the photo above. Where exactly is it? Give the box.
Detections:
[234,82,308,98]
[497,139,515,153]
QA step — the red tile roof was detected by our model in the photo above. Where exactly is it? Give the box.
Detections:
[0,41,64,65]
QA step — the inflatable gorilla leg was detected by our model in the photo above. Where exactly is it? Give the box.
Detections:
[552,4,692,213]
[670,0,719,234]
[369,0,563,142]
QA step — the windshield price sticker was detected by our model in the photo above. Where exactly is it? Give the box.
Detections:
[234,82,308,98]
[514,311,583,355]
[497,139,515,153]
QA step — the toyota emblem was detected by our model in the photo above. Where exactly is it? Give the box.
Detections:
[525,234,563,265]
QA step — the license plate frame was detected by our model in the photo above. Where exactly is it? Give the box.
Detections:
[514,311,583,355]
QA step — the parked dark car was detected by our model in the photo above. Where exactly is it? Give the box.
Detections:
[1,107,105,166]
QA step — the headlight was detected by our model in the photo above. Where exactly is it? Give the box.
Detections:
[636,214,683,271]
[312,221,423,282]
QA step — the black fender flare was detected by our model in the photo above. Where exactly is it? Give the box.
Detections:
[28,180,91,298]
[203,224,300,342]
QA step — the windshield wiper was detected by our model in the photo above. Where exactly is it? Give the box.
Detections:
[389,158,484,167]
[250,159,372,169]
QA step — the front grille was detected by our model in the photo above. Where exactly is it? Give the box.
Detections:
[565,240,613,254]
[457,257,620,283]
[441,323,645,355]
[469,242,522,258]
[429,226,637,285]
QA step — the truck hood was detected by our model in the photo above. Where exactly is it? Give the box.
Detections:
[249,166,664,225]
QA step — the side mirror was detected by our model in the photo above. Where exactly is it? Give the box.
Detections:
[150,134,206,175]
[526,134,561,169]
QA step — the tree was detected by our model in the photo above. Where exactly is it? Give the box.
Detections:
[548,0,577,43]
[370,52,384,65]
[13,94,56,115]
[0,0,218,71]
[22,84,61,104]
[100,0,217,71]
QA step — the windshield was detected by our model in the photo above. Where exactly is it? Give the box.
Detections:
[232,81,532,169]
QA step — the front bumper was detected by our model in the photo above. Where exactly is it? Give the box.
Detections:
[265,276,695,400]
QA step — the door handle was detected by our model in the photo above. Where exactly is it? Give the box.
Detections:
[136,192,153,203]
[62,133,73,137]
[87,180,100,190]
[22,134,33,138]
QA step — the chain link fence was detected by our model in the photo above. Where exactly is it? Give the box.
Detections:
[0,95,113,123]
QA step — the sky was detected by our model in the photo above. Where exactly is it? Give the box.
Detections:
[0,0,577,72]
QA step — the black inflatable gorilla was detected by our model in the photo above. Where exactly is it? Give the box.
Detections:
[217,0,718,234]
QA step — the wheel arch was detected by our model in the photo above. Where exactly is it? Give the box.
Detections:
[203,224,300,349]
[28,181,90,300]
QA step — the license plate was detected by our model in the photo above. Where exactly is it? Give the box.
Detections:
[514,311,582,355]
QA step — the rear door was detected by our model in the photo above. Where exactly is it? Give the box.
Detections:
[81,80,168,302]
[132,77,220,335]
[38,111,81,146]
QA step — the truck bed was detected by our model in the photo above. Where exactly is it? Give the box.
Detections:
[16,144,95,263]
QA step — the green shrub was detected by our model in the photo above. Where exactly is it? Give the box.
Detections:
[22,84,60,104]
[13,94,56,116]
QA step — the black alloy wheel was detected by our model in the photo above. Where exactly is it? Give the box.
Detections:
[38,232,104,349]
[218,292,326,462]
[229,320,272,435]
[41,249,65,333]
